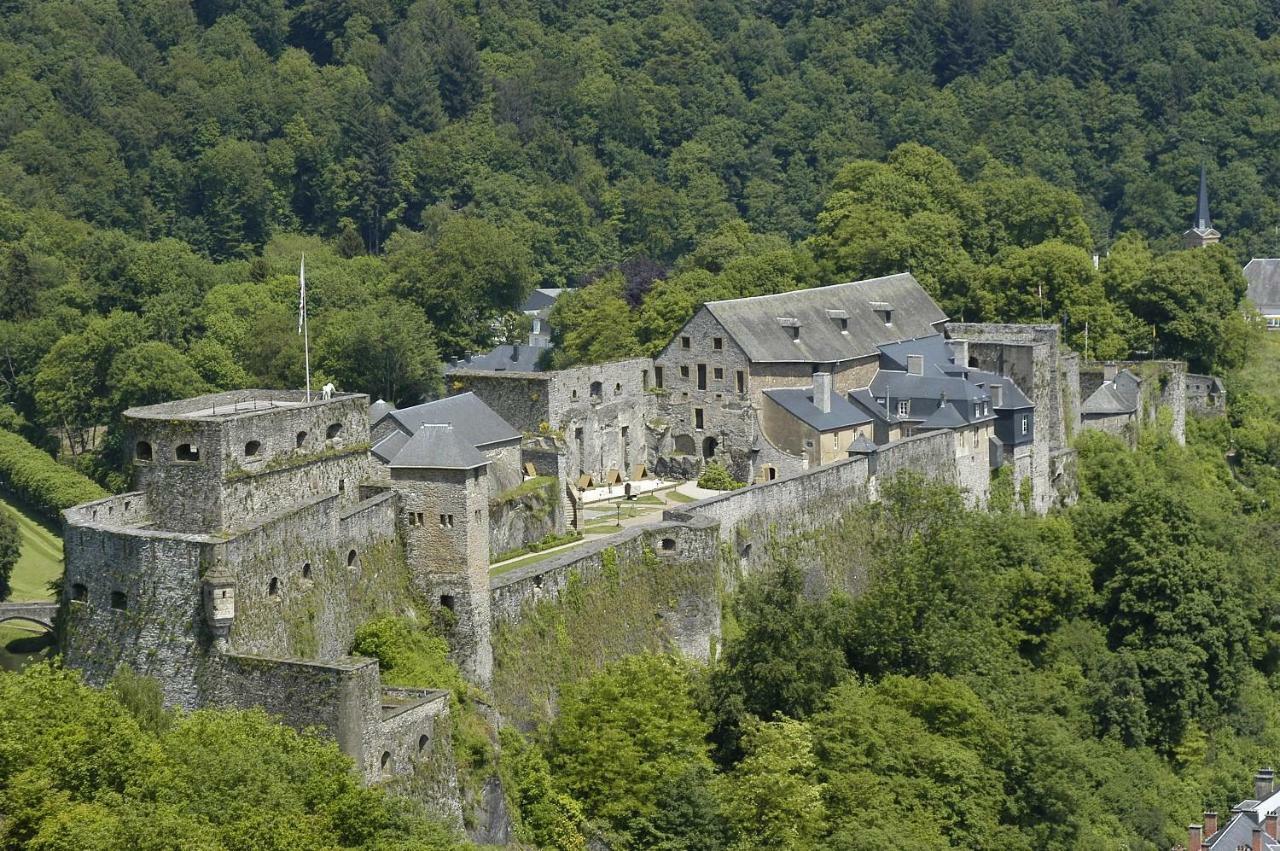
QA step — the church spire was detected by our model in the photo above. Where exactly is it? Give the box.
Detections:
[1194,163,1211,232]
[1182,164,1221,248]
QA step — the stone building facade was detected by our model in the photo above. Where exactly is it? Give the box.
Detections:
[61,390,474,806]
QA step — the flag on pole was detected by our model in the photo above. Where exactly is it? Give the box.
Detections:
[298,254,307,333]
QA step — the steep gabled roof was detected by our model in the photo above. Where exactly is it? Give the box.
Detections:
[701,273,948,365]
[380,393,520,450]
[388,423,488,470]
[763,387,873,433]
[918,400,969,430]
[1082,377,1139,416]
[1244,258,1280,313]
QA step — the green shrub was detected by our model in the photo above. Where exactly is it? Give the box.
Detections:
[697,461,744,491]
[350,616,466,696]
[0,429,108,521]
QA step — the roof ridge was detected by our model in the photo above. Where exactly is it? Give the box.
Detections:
[703,273,912,308]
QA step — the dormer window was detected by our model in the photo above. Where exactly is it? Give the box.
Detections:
[870,301,893,326]
[826,309,849,333]
[778,317,800,341]
[897,400,910,417]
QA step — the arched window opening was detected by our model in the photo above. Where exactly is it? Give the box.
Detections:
[326,423,343,440]
[296,431,307,448]
[110,591,127,611]
[244,440,261,457]
[71,583,88,602]
[440,594,456,611]
[660,538,676,552]
[135,441,153,462]
[380,751,392,775]
[347,549,358,568]
[302,562,312,580]
[268,577,279,596]
[589,381,602,400]
[418,734,429,753]
[175,443,199,462]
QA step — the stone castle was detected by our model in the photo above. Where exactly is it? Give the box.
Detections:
[58,267,1222,824]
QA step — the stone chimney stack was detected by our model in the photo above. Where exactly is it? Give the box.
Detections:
[990,383,1004,407]
[510,343,520,362]
[947,338,969,367]
[907,354,924,376]
[1203,811,1218,837]
[1188,823,1202,851]
[1256,769,1275,803]
[1266,812,1278,839]
[813,372,832,415]
[1103,363,1118,382]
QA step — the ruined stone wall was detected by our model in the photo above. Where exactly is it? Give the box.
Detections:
[484,443,524,494]
[448,372,550,434]
[222,448,372,534]
[378,688,463,827]
[1186,374,1227,416]
[545,359,657,481]
[1081,360,1187,446]
[488,476,562,557]
[488,519,721,729]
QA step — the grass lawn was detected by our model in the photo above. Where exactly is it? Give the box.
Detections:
[665,490,696,504]
[2,496,62,601]
[1237,331,1280,401]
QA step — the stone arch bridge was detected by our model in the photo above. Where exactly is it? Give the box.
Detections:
[0,601,57,630]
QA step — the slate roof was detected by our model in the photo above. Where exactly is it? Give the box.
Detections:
[878,334,961,374]
[451,342,550,373]
[1082,374,1139,416]
[869,369,992,408]
[388,423,488,470]
[918,400,969,430]
[969,369,1033,409]
[847,433,878,454]
[848,388,899,424]
[371,393,519,463]
[1244,259,1280,313]
[1203,804,1280,850]
[368,399,393,423]
[701,273,948,365]
[763,387,873,432]
[521,288,565,315]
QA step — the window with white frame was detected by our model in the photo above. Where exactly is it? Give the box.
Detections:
[1021,414,1030,435]
[897,400,910,417]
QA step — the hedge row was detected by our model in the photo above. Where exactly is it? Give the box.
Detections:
[0,429,108,521]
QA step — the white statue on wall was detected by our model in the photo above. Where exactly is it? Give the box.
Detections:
[321,382,335,400]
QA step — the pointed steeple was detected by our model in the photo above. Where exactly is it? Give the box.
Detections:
[1182,164,1221,248]
[1194,164,1211,232]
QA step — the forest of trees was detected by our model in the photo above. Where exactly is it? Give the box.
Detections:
[0,0,1270,488]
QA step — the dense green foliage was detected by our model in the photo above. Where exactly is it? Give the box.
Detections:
[0,509,18,602]
[695,461,743,491]
[0,429,107,522]
[0,0,1266,493]
[496,375,1280,849]
[0,664,465,850]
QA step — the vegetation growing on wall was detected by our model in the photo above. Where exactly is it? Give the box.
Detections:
[490,544,719,732]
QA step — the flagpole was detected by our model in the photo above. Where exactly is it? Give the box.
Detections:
[300,254,311,402]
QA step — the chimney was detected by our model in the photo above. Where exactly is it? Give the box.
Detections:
[990,383,1004,407]
[1204,811,1218,837]
[813,372,832,414]
[947,339,969,367]
[1257,770,1275,803]
[1103,363,1117,382]
[1267,812,1277,839]
[510,343,520,362]
[907,354,924,376]
[1255,825,1264,851]
[1188,824,1203,851]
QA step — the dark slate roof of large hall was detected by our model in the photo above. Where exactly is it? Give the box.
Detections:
[762,387,873,432]
[1082,372,1140,416]
[968,369,1033,409]
[371,392,519,463]
[388,423,488,470]
[1244,258,1280,313]
[451,343,550,373]
[701,273,948,365]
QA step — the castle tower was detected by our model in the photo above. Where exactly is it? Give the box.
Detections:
[1183,164,1221,248]
[389,423,494,687]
